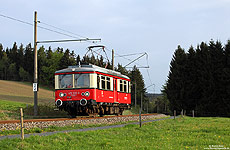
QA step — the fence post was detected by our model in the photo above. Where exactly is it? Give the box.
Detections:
[139,93,143,128]
[184,110,186,116]
[20,108,24,140]
[192,110,195,118]
[174,110,176,119]
[181,109,183,118]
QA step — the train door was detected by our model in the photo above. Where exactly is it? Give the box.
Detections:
[113,78,118,103]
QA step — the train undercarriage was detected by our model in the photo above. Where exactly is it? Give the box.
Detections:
[56,99,130,118]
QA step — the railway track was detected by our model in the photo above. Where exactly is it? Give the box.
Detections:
[0,113,157,124]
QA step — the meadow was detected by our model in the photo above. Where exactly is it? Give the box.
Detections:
[0,80,69,120]
[0,80,54,104]
[0,117,229,150]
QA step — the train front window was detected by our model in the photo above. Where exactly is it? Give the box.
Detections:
[75,74,90,88]
[59,74,73,89]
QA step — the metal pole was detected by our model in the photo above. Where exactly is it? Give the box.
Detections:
[141,93,143,111]
[112,49,114,71]
[135,81,137,108]
[147,99,148,113]
[34,11,38,116]
[139,93,143,128]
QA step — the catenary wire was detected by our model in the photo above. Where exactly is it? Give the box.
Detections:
[39,21,88,39]
[0,13,147,68]
[0,13,87,40]
[1,13,154,92]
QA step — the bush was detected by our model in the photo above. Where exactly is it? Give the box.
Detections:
[23,103,68,118]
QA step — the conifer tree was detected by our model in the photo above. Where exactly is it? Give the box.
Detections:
[165,45,187,112]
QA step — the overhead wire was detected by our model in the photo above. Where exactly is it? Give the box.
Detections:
[0,13,33,26]
[0,13,147,69]
[114,52,145,57]
[0,13,87,40]
[1,13,154,92]
[39,21,88,39]
[145,53,155,93]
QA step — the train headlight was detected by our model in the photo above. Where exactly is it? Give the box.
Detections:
[81,92,85,96]
[56,99,63,106]
[80,99,87,106]
[59,92,64,97]
[85,91,90,97]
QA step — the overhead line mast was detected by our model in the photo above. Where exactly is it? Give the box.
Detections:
[33,11,101,116]
[34,11,38,116]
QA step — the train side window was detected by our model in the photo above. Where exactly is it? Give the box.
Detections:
[114,79,117,91]
[124,81,127,93]
[110,77,113,91]
[129,82,131,93]
[117,79,120,91]
[101,76,106,89]
[106,77,110,90]
[97,75,100,89]
[120,80,123,92]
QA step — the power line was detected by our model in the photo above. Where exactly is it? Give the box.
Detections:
[145,53,155,93]
[114,52,146,57]
[0,13,33,26]
[103,46,146,68]
[0,13,148,69]
[39,21,88,39]
[0,13,90,40]
[124,52,148,68]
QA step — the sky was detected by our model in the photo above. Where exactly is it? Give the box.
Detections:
[1,0,230,93]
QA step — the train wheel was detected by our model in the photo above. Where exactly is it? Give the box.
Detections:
[68,107,77,118]
[119,108,124,115]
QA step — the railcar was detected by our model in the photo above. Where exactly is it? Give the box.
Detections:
[54,64,131,117]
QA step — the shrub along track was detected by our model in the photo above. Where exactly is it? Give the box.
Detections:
[0,115,172,140]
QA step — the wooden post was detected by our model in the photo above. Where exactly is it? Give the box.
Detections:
[139,108,142,128]
[174,110,176,119]
[34,11,38,116]
[181,109,183,118]
[20,108,24,140]
[192,110,195,118]
[184,110,186,116]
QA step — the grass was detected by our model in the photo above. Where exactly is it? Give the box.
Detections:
[0,117,229,149]
[0,80,63,120]
[0,99,68,120]
[0,123,109,136]
[0,100,28,120]
[0,80,54,104]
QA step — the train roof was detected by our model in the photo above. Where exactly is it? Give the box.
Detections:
[55,64,130,79]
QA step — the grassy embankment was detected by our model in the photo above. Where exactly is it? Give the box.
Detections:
[0,80,54,104]
[0,80,68,120]
[0,117,229,149]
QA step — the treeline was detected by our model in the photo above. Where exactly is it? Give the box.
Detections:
[0,42,146,106]
[164,40,230,117]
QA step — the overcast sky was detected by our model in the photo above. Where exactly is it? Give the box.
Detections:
[1,0,230,93]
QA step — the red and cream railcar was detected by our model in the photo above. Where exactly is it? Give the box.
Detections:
[55,64,131,117]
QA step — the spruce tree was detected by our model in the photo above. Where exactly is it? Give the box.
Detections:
[165,45,187,112]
